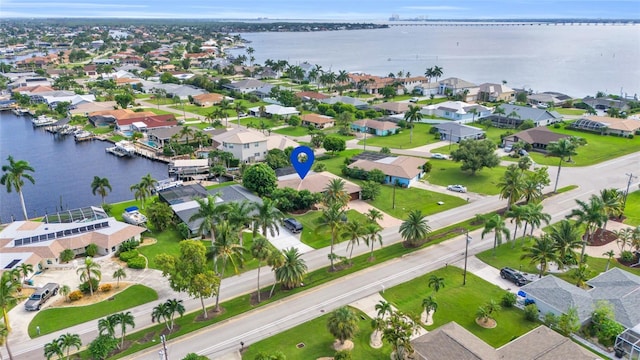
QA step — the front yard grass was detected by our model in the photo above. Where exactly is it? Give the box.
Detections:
[369,184,467,220]
[316,149,363,176]
[273,125,309,137]
[29,285,158,337]
[357,124,438,149]
[623,190,640,226]
[424,160,508,195]
[242,308,391,359]
[383,266,540,347]
[293,210,369,249]
[554,108,586,116]
[140,107,175,116]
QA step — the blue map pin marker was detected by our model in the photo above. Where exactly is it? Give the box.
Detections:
[290,146,315,180]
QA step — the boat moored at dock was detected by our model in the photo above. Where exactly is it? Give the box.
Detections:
[105,140,136,157]
[122,206,147,226]
[31,115,57,127]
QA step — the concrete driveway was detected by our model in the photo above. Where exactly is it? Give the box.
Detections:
[266,226,314,254]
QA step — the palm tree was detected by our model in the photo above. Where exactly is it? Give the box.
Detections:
[521,202,551,241]
[375,300,393,319]
[549,220,582,270]
[322,203,346,271]
[234,102,248,126]
[0,323,12,360]
[211,221,245,311]
[164,299,185,331]
[506,205,527,246]
[546,138,577,193]
[400,210,431,247]
[129,183,148,209]
[219,100,231,125]
[521,176,543,204]
[481,214,510,255]
[115,311,135,349]
[507,110,520,128]
[604,250,616,271]
[567,195,607,265]
[431,65,443,84]
[112,267,126,288]
[521,235,559,278]
[189,194,229,243]
[77,257,101,297]
[493,105,506,126]
[151,301,171,331]
[366,208,383,226]
[267,250,285,298]
[363,223,383,261]
[327,306,359,345]
[275,247,307,290]
[178,125,195,144]
[139,173,158,197]
[427,275,445,293]
[498,164,525,212]
[17,263,32,287]
[1,155,36,220]
[90,176,112,206]
[0,272,19,332]
[251,198,284,239]
[43,337,64,360]
[421,296,438,324]
[60,284,71,303]
[403,105,423,144]
[424,67,434,83]
[251,236,272,303]
[599,188,623,229]
[226,200,253,246]
[343,220,364,261]
[58,333,82,360]
[324,178,349,208]
[98,314,118,338]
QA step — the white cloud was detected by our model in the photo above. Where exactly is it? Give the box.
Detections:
[402,6,468,11]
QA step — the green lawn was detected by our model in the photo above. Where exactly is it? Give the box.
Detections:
[383,266,540,347]
[316,149,363,176]
[242,308,391,359]
[85,124,113,135]
[424,161,509,195]
[140,108,175,116]
[273,126,310,137]
[554,108,586,116]
[369,184,467,220]
[238,116,281,129]
[357,124,439,149]
[145,97,174,105]
[623,190,640,226]
[29,285,158,337]
[293,210,369,249]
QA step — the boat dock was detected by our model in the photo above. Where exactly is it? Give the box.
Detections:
[105,140,136,157]
[32,116,57,127]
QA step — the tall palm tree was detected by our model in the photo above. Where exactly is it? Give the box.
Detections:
[114,311,135,349]
[403,105,423,144]
[363,223,383,261]
[493,105,506,126]
[98,314,118,338]
[327,306,359,345]
[219,100,231,126]
[0,272,19,332]
[549,220,582,270]
[375,300,393,319]
[234,102,248,126]
[524,202,551,238]
[252,198,284,239]
[189,194,229,243]
[267,250,285,298]
[422,296,438,323]
[322,203,346,271]
[139,173,158,198]
[151,301,171,330]
[481,214,510,255]
[399,210,431,247]
[323,178,349,208]
[1,155,36,220]
[567,195,607,265]
[506,205,527,246]
[275,247,308,290]
[507,110,520,128]
[251,236,272,303]
[343,220,364,261]
[498,164,525,211]
[599,188,623,229]
[521,176,543,204]
[164,299,185,331]
[178,125,195,144]
[112,267,126,288]
[17,263,33,287]
[366,208,384,226]
[90,176,112,206]
[424,67,434,83]
[76,257,101,297]
[546,138,577,193]
[427,275,445,293]
[521,235,559,278]
[431,65,443,84]
[58,332,81,360]
[129,183,148,209]
[43,337,63,360]
[211,220,245,311]
[226,200,253,246]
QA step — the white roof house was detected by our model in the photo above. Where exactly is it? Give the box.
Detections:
[249,104,299,118]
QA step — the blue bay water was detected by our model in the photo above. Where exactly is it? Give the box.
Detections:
[230,24,640,98]
[0,113,168,222]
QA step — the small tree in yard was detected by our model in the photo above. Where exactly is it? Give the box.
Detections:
[327,306,359,346]
[323,136,346,155]
[450,139,500,175]
[243,163,277,197]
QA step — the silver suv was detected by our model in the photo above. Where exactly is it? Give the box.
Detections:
[25,283,59,311]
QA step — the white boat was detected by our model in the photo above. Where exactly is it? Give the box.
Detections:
[154,178,184,193]
[31,115,57,127]
[74,130,94,142]
[105,140,136,157]
[122,206,147,226]
[12,108,29,116]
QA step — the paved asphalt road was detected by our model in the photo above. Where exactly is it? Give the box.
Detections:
[4,150,639,359]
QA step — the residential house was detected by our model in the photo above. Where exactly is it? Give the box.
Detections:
[582,96,630,112]
[301,113,335,129]
[434,122,485,143]
[351,119,400,136]
[295,91,330,101]
[373,101,411,115]
[212,128,268,163]
[8,76,51,90]
[278,171,362,201]
[489,104,563,127]
[321,96,368,109]
[223,79,268,94]
[88,109,156,127]
[412,322,599,360]
[251,84,275,99]
[502,127,569,150]
[0,207,145,271]
[69,101,118,116]
[192,93,225,107]
[571,116,640,137]
[528,91,573,107]
[115,114,177,133]
[476,83,515,102]
[83,65,98,77]
[413,82,440,96]
[248,104,299,118]
[147,126,192,148]
[348,73,427,95]
[438,77,477,96]
[265,134,300,152]
[348,153,426,188]
[421,101,492,123]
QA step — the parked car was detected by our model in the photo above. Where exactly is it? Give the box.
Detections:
[500,267,528,286]
[446,184,467,193]
[25,283,59,311]
[519,149,529,156]
[409,97,420,103]
[283,218,303,234]
[504,145,513,153]
[431,153,447,160]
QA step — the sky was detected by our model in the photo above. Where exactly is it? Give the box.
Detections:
[1,0,639,20]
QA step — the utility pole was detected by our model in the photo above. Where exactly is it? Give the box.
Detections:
[623,172,637,211]
[463,230,472,285]
[160,335,169,360]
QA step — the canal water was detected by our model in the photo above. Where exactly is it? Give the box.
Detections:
[0,112,168,222]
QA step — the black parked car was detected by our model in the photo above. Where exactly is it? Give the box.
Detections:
[500,267,528,286]
[283,218,303,234]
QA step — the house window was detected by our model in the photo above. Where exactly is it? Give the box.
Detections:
[243,144,250,149]
[254,142,260,147]
[255,153,260,157]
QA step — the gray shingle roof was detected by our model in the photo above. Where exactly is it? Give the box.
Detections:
[496,104,562,123]
[434,122,485,138]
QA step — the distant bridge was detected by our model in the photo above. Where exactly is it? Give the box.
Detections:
[388,21,639,27]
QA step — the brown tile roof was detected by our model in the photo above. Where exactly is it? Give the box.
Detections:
[348,156,426,179]
[582,115,640,132]
[373,102,410,113]
[13,85,54,94]
[115,78,140,85]
[89,109,155,120]
[117,114,178,128]
[295,91,330,100]
[301,113,334,125]
[352,119,400,131]
[278,172,361,195]
[506,127,569,145]
[193,93,224,104]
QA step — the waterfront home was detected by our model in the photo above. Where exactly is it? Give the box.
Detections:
[582,95,631,112]
[433,122,485,143]
[7,76,51,90]
[212,128,268,163]
[43,94,96,108]
[115,114,177,133]
[488,104,562,128]
[528,91,572,107]
[413,82,442,96]
[570,116,640,137]
[145,83,206,100]
[420,101,492,123]
[223,79,268,94]
[26,90,75,104]
[348,73,427,95]
[321,96,369,109]
[147,126,188,148]
[88,109,156,127]
[69,101,118,116]
[373,101,411,115]
[411,322,598,360]
[192,93,225,107]
[278,171,362,201]
[168,159,211,181]
[476,82,515,102]
[348,153,426,188]
[502,127,569,150]
[0,206,145,271]
[438,77,477,96]
[248,104,299,118]
[351,119,400,136]
[301,113,335,129]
